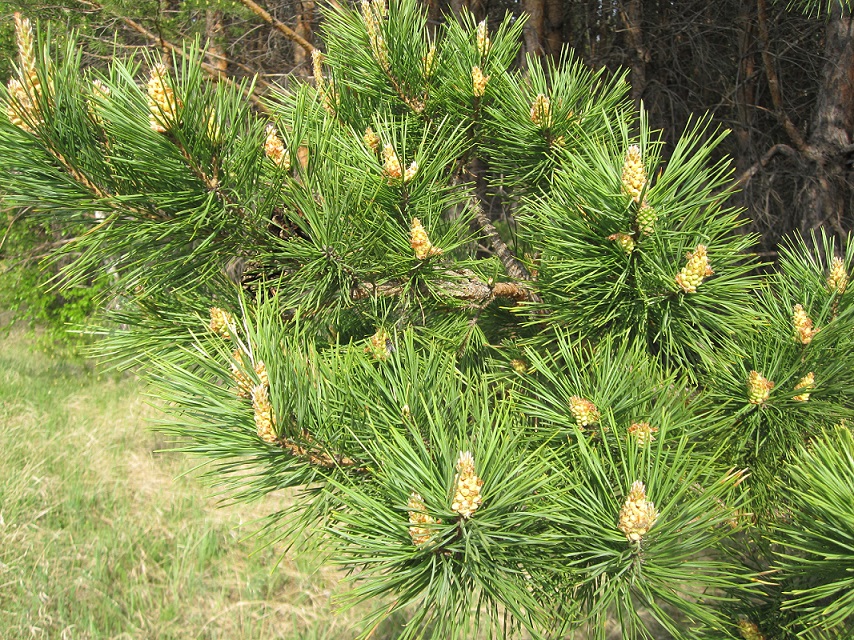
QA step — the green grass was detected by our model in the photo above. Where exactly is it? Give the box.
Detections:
[0,330,377,639]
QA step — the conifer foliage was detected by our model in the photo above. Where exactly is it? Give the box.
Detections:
[2,3,854,638]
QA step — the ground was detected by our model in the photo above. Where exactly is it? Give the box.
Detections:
[0,329,377,639]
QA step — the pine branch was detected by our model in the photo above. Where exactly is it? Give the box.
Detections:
[350,268,536,304]
[381,65,427,114]
[275,431,365,470]
[28,130,162,223]
[12,8,853,636]
[38,139,165,223]
[347,1,428,113]
[46,145,109,199]
[170,133,221,194]
[473,201,532,281]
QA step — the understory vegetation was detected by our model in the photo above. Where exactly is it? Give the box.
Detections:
[0,331,384,639]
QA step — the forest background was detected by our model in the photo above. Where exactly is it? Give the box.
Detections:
[4,0,850,341]
[1,0,851,253]
[1,0,852,340]
[2,0,851,339]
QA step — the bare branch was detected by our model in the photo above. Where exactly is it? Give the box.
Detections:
[236,0,317,55]
[473,203,532,281]
[756,0,810,154]
[351,269,537,304]
[0,208,30,255]
[203,47,272,90]
[78,1,271,113]
[732,143,798,188]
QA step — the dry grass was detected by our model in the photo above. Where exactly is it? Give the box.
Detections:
[0,330,382,639]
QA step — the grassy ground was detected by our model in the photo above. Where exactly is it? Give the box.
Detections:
[0,331,379,639]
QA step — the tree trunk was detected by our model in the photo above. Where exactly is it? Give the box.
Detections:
[294,0,315,72]
[446,0,485,21]
[619,0,648,108]
[424,0,443,35]
[544,0,564,57]
[565,0,592,60]
[734,3,757,182]
[468,0,486,22]
[801,4,854,236]
[205,9,227,78]
[523,0,546,58]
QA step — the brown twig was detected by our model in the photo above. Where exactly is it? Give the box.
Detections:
[77,0,271,113]
[473,202,532,281]
[120,14,270,112]
[48,147,109,199]
[756,0,810,155]
[279,432,362,469]
[172,134,221,193]
[732,143,798,188]
[0,208,30,255]
[351,269,536,304]
[202,48,273,90]
[365,600,400,640]
[236,0,317,55]
[44,144,166,223]
[0,238,82,269]
[383,68,426,113]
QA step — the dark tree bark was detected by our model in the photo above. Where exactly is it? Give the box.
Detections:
[619,0,649,107]
[425,0,444,34]
[734,3,757,167]
[800,4,854,235]
[522,0,546,57]
[544,0,564,56]
[449,0,486,21]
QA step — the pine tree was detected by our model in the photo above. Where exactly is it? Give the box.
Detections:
[2,3,853,638]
